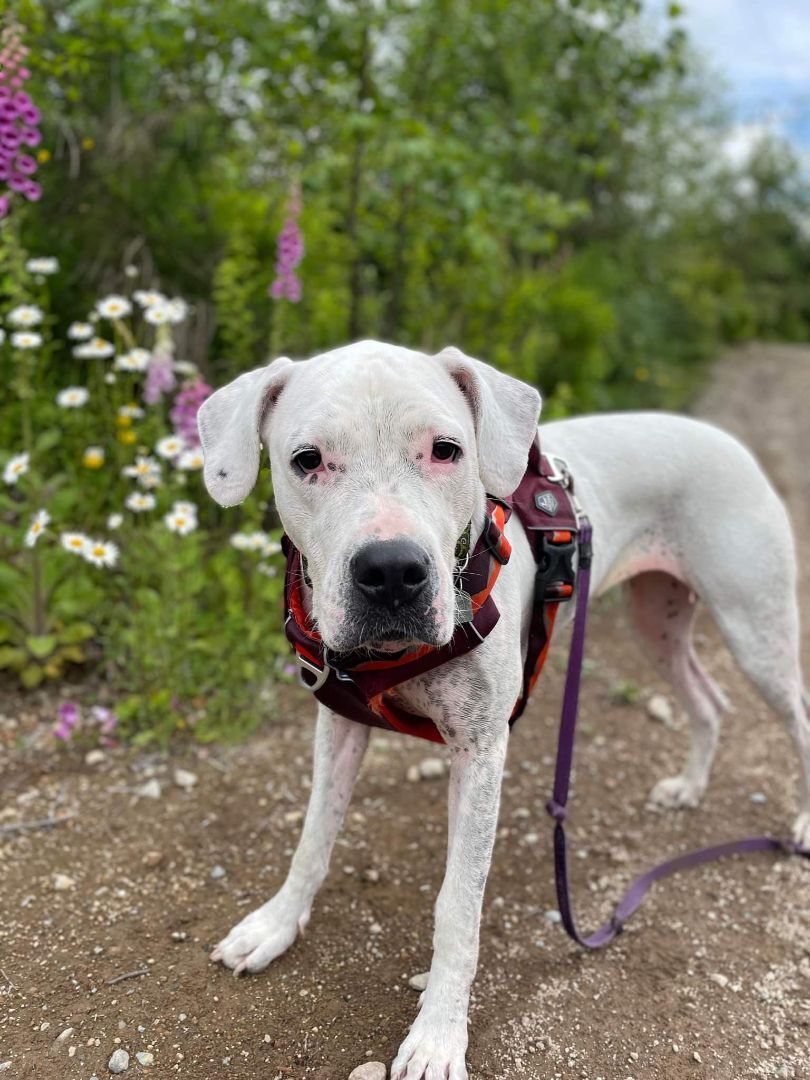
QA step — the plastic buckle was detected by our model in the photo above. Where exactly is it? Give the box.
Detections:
[535,533,577,604]
[296,652,331,692]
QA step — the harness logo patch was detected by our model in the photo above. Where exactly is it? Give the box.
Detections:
[535,491,559,516]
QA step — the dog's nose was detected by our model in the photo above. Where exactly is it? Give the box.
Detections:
[351,540,430,612]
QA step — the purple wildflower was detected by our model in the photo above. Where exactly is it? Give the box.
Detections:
[91,705,118,734]
[170,379,212,447]
[269,182,304,302]
[0,19,43,218]
[54,701,79,741]
[143,346,176,405]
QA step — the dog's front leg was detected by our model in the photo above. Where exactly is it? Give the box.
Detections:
[212,704,369,975]
[392,726,509,1080]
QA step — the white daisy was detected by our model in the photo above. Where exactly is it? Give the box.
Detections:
[143,303,171,326]
[96,295,133,320]
[176,448,204,471]
[257,562,278,578]
[125,491,156,512]
[73,337,115,359]
[107,513,124,530]
[104,372,116,385]
[60,531,90,556]
[122,455,162,487]
[230,530,279,555]
[67,321,94,340]
[24,509,50,548]
[56,386,90,408]
[172,500,198,518]
[164,297,188,324]
[124,264,139,279]
[133,289,166,308]
[11,331,42,349]
[164,507,197,535]
[7,304,43,327]
[3,452,29,485]
[118,403,145,419]
[155,434,185,459]
[26,257,59,275]
[114,348,151,372]
[83,538,119,568]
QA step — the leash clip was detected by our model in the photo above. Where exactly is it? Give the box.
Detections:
[295,651,331,692]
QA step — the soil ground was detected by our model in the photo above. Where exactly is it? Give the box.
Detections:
[1,343,809,1080]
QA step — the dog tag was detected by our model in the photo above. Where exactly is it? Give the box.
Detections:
[456,589,474,624]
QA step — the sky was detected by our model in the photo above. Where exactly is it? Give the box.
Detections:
[647,0,810,158]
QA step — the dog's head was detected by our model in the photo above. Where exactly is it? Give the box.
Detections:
[198,341,540,653]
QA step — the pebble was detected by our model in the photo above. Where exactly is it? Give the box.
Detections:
[544,909,562,924]
[135,1051,154,1066]
[56,1027,74,1043]
[210,865,226,880]
[363,868,380,883]
[142,851,164,868]
[646,694,674,726]
[408,971,429,991]
[85,749,106,766]
[418,757,446,780]
[135,779,161,800]
[108,1048,130,1073]
[173,768,198,790]
[0,1065,10,1073]
[749,791,768,804]
[406,765,421,783]
[709,972,729,988]
[348,1063,387,1080]
[53,874,75,892]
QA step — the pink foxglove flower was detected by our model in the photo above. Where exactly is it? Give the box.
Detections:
[0,18,43,217]
[269,181,304,302]
[54,701,79,741]
[171,379,212,447]
[143,346,176,405]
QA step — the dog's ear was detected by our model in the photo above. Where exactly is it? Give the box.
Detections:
[197,356,295,507]
[436,346,541,499]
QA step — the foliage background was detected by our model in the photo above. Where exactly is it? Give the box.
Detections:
[2,0,810,740]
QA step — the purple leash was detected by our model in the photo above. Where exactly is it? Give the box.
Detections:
[546,520,809,950]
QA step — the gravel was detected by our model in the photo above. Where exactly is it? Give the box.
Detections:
[108,1048,130,1073]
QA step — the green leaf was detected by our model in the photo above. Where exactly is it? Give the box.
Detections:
[0,645,27,670]
[20,663,44,688]
[25,634,58,659]
[58,622,96,644]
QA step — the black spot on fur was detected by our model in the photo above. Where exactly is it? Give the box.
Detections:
[218,469,228,478]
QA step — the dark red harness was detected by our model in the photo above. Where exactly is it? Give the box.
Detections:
[282,439,581,742]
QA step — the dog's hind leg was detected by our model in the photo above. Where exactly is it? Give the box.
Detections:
[211,705,370,975]
[626,571,730,809]
[709,595,810,850]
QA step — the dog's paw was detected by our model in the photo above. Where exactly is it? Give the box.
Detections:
[210,897,306,976]
[648,774,703,810]
[390,1014,468,1080]
[792,809,810,851]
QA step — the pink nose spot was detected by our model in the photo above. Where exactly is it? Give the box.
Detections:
[360,502,418,541]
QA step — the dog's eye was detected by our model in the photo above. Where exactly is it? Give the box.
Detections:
[432,439,462,463]
[292,447,322,474]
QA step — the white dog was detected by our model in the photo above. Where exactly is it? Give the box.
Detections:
[198,340,810,1080]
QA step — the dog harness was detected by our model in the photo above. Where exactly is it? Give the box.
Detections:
[282,436,808,951]
[283,438,581,744]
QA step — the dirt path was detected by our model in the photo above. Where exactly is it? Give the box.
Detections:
[1,344,809,1080]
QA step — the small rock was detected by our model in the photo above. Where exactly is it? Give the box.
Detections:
[135,1051,154,1066]
[142,851,164,869]
[210,865,226,880]
[108,1048,130,1073]
[709,972,729,989]
[56,1027,74,1042]
[544,909,562,924]
[646,694,673,726]
[0,1064,10,1073]
[170,930,187,942]
[406,764,420,783]
[135,779,161,800]
[53,874,75,892]
[85,749,106,766]
[348,1062,387,1080]
[418,757,445,780]
[693,1051,702,1063]
[749,792,768,805]
[363,868,380,883]
[408,972,429,991]
[369,922,382,935]
[173,768,197,790]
